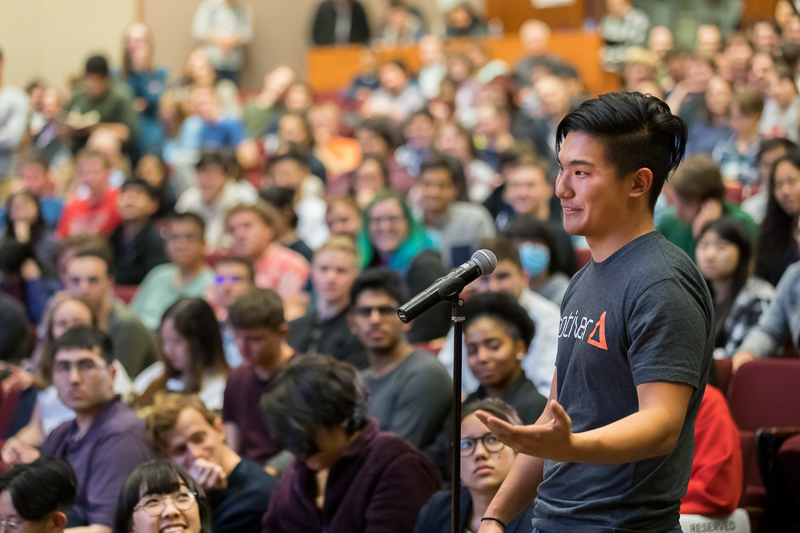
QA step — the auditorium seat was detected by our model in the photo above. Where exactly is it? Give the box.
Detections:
[575,248,592,270]
[726,359,800,516]
[113,284,139,305]
[679,508,751,533]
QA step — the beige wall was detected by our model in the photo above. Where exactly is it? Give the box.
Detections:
[0,0,135,90]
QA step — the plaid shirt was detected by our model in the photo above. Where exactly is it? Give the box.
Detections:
[717,277,775,358]
[712,133,762,187]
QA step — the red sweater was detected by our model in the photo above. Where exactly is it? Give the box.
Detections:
[681,385,743,516]
[56,189,121,238]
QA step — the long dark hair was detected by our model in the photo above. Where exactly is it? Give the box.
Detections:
[3,190,47,243]
[137,298,228,408]
[755,149,800,283]
[697,217,752,347]
[115,460,211,533]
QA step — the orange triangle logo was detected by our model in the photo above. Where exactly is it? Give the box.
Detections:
[587,311,608,350]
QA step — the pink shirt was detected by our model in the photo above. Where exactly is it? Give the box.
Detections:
[253,246,309,300]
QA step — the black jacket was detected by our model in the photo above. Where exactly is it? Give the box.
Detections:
[311,0,371,45]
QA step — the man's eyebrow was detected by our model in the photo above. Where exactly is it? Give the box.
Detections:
[558,159,596,168]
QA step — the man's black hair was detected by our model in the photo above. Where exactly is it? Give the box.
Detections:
[120,176,159,200]
[167,211,206,236]
[0,457,77,522]
[260,186,299,229]
[758,137,797,161]
[270,145,308,169]
[350,267,407,307]
[420,153,470,202]
[51,326,114,365]
[73,247,114,277]
[464,291,536,351]
[196,150,228,172]
[555,92,687,211]
[84,55,110,77]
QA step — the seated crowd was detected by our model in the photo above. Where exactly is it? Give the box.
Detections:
[1,0,800,530]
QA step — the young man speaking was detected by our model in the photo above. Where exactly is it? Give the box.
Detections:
[476,92,714,533]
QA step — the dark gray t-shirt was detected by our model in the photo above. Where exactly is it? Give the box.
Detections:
[363,349,453,450]
[532,232,714,533]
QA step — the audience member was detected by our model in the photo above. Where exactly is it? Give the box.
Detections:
[599,0,649,73]
[259,186,314,262]
[417,35,447,100]
[2,189,58,274]
[287,237,367,368]
[130,212,214,330]
[376,3,424,46]
[413,400,536,533]
[463,292,547,423]
[433,120,498,203]
[311,0,371,46]
[12,150,64,230]
[350,118,414,195]
[515,20,572,89]
[0,239,51,323]
[325,197,363,241]
[418,155,495,268]
[530,75,573,175]
[114,459,211,533]
[473,104,516,172]
[242,65,294,139]
[194,87,258,168]
[134,298,229,412]
[658,155,757,261]
[63,55,137,154]
[348,156,390,208]
[63,249,158,378]
[394,109,435,180]
[360,190,450,342]
[308,102,362,180]
[223,202,309,304]
[223,288,294,465]
[0,457,77,533]
[55,150,122,238]
[192,0,254,84]
[504,216,571,305]
[761,65,800,143]
[147,394,275,533]
[110,177,168,285]
[755,149,800,286]
[0,291,28,361]
[270,114,327,180]
[685,76,733,156]
[208,256,254,367]
[121,23,167,158]
[742,137,796,223]
[363,60,426,123]
[135,153,179,219]
[262,354,441,533]
[344,47,381,104]
[696,217,775,359]
[445,2,486,38]
[438,237,560,396]
[713,90,765,187]
[175,150,258,250]
[349,268,452,449]
[0,47,29,197]
[37,326,153,530]
[697,24,723,55]
[177,48,241,117]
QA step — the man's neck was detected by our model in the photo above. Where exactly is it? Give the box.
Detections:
[219,445,243,476]
[736,126,759,143]
[367,342,413,378]
[89,186,109,204]
[74,398,112,438]
[423,205,450,226]
[317,297,349,320]
[177,261,206,284]
[585,216,655,263]
[255,342,294,379]
[123,217,149,240]
[483,368,521,399]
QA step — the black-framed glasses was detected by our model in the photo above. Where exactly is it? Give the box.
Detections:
[353,306,396,318]
[460,432,505,457]
[133,491,197,517]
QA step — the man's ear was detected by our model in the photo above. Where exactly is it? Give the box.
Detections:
[213,416,226,436]
[52,511,68,530]
[629,168,653,199]
[277,322,289,340]
[107,361,117,383]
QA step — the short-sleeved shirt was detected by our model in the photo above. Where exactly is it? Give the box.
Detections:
[532,232,714,533]
[222,363,288,464]
[207,457,276,533]
[41,396,154,528]
[253,246,310,301]
[55,188,122,238]
[362,350,452,450]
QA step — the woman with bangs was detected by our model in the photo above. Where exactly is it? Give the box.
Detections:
[115,460,211,533]
[359,189,450,342]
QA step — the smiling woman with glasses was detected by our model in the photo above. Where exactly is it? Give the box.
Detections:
[115,460,211,533]
[413,399,536,533]
[0,457,77,533]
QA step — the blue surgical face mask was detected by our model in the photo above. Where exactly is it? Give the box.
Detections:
[519,242,551,277]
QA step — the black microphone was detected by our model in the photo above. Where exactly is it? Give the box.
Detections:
[397,249,498,323]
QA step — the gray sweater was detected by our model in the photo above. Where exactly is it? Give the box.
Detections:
[740,262,800,357]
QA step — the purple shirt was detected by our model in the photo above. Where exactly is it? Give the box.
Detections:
[41,396,154,528]
[222,363,284,464]
[262,420,441,533]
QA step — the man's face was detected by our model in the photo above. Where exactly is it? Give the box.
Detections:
[197,164,228,205]
[404,114,434,149]
[672,194,703,224]
[505,165,552,216]
[477,259,526,299]
[65,257,111,310]
[474,106,501,138]
[227,211,273,260]
[419,167,457,215]
[233,326,284,370]
[326,202,362,240]
[555,131,640,239]
[271,159,306,191]
[52,347,115,415]
[79,156,109,195]
[379,64,406,93]
[20,163,49,197]
[214,261,253,309]
[368,198,408,254]
[166,220,206,268]
[117,186,157,222]
[163,407,226,470]
[84,74,109,99]
[349,290,404,352]
[311,249,358,306]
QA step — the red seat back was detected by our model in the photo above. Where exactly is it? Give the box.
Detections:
[714,357,734,397]
[113,284,139,305]
[728,359,800,432]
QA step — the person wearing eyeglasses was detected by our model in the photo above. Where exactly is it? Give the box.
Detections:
[37,326,153,533]
[209,255,256,368]
[413,400,536,533]
[131,212,215,330]
[348,268,452,451]
[114,460,211,533]
[0,457,77,533]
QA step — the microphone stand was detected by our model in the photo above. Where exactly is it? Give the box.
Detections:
[436,277,468,533]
